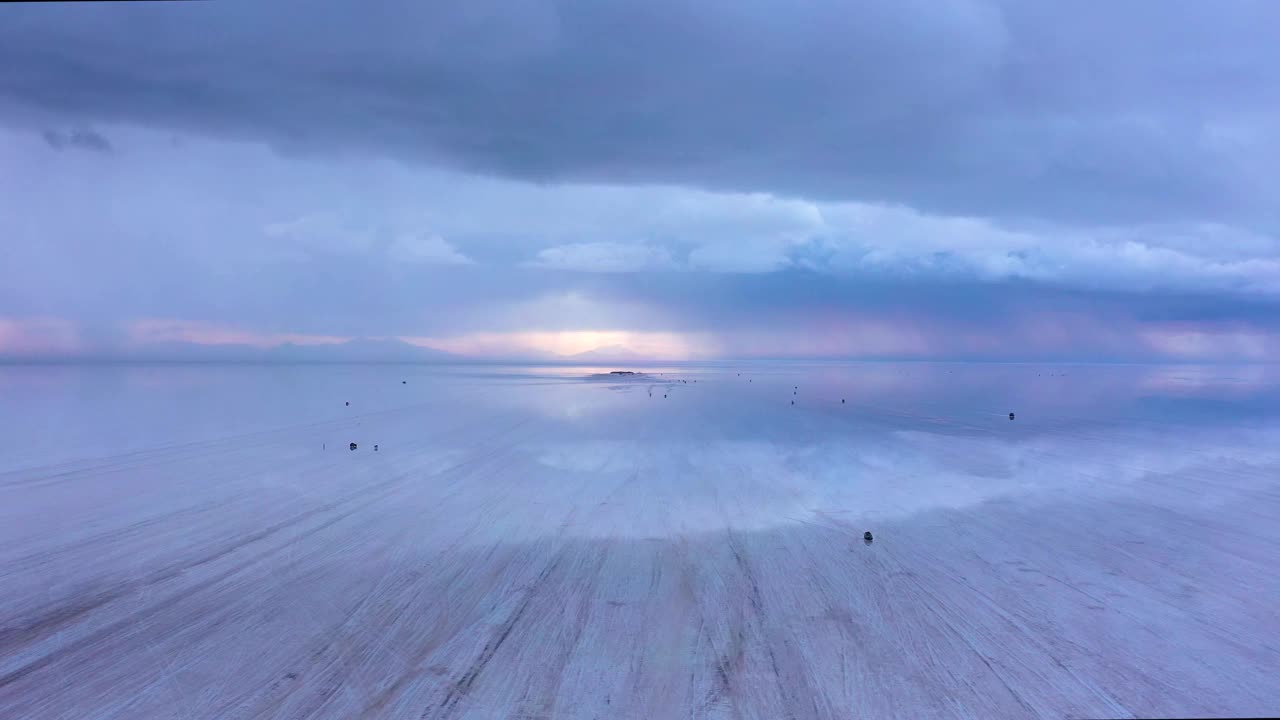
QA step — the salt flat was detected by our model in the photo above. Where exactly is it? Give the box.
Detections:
[1,363,1278,719]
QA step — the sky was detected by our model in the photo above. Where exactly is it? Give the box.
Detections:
[3,0,1280,362]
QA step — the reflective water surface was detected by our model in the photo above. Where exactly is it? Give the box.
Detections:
[2,362,1278,718]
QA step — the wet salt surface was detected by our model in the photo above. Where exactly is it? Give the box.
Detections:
[1,362,1278,718]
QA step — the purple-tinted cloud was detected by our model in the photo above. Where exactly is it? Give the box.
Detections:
[2,3,1279,361]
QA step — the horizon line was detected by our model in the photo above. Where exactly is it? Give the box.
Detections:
[4,357,1278,367]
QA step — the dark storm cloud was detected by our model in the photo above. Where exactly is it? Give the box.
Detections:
[3,0,1278,225]
[581,270,1280,336]
[41,127,112,153]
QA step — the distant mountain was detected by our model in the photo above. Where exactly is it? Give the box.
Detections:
[564,344,654,363]
[266,338,460,363]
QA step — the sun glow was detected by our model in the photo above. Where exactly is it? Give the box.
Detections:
[400,330,710,360]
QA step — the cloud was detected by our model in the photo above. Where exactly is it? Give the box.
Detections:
[126,319,348,348]
[1140,323,1280,361]
[3,1,1278,227]
[41,127,111,153]
[262,212,375,256]
[816,205,1280,294]
[529,242,673,272]
[4,122,1280,362]
[687,238,799,274]
[3,30,1280,372]
[388,232,473,264]
[0,316,81,356]
[263,213,472,264]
